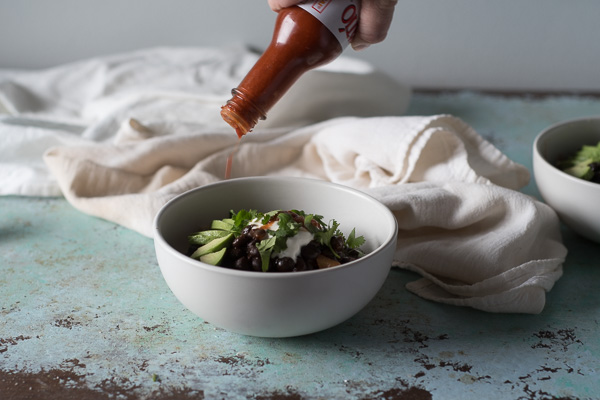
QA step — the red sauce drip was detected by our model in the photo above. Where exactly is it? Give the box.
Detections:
[260,220,277,230]
[225,139,241,180]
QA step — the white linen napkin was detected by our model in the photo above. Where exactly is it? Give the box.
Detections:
[0,46,408,195]
[0,47,566,314]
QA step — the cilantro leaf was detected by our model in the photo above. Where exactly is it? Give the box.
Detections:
[256,236,276,272]
[303,213,319,234]
[228,209,259,235]
[346,228,366,249]
[314,220,341,258]
[295,211,324,234]
[346,228,366,257]
[271,212,301,254]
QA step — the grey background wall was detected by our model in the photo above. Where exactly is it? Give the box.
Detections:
[1,0,598,92]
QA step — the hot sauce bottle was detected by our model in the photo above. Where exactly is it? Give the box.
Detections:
[221,0,360,138]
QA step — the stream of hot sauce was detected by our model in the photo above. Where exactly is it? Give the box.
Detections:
[224,119,249,179]
[224,138,240,180]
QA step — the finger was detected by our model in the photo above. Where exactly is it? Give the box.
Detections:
[352,0,398,50]
[268,0,302,11]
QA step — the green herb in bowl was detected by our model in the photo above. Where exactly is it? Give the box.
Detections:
[557,141,600,183]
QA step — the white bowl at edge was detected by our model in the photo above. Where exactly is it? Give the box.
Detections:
[153,177,398,337]
[533,116,600,243]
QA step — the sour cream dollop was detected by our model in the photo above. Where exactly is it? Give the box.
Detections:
[250,219,315,261]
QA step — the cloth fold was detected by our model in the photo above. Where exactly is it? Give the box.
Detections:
[1,46,409,195]
[1,47,566,314]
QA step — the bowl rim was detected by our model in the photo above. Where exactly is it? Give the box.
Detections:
[153,176,399,279]
[533,115,600,190]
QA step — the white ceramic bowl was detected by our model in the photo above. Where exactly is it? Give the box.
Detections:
[533,116,600,243]
[153,177,398,337]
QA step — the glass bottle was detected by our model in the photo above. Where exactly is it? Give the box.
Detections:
[221,0,360,138]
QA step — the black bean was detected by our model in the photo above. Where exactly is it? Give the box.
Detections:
[247,240,260,257]
[234,257,250,270]
[229,246,244,259]
[330,236,345,253]
[301,241,320,259]
[251,256,263,271]
[275,257,295,272]
[232,235,250,248]
[294,257,307,272]
[250,228,268,241]
[589,162,600,182]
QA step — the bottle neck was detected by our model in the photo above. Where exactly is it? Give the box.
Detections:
[220,88,266,139]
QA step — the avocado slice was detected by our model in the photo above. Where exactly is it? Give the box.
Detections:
[565,159,594,180]
[199,247,227,266]
[210,219,235,231]
[191,233,234,259]
[188,229,232,246]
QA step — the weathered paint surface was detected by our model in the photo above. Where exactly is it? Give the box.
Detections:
[2,92,599,399]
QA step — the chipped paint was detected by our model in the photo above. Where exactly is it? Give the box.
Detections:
[3,93,600,399]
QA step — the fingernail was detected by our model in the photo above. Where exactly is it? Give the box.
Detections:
[351,42,370,51]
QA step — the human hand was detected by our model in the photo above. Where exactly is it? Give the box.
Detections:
[268,0,397,50]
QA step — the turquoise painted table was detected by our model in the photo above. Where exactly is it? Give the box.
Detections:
[1,92,599,400]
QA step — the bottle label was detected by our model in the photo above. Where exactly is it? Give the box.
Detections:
[297,0,360,48]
